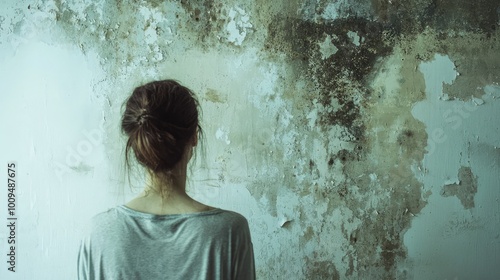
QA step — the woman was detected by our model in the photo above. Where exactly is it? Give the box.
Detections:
[77,80,255,279]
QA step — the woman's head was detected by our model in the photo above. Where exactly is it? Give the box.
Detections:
[121,79,202,180]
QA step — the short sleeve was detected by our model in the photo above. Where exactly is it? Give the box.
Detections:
[77,219,94,280]
[77,237,90,280]
[232,218,256,280]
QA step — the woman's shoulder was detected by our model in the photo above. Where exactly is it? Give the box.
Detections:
[207,208,251,234]
[91,206,120,222]
[214,208,249,222]
[81,207,122,234]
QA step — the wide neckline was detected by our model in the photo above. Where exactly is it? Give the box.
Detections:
[117,204,223,219]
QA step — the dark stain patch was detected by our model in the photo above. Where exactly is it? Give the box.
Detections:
[380,239,405,271]
[337,184,348,198]
[70,162,94,173]
[304,257,340,280]
[349,229,359,244]
[396,129,422,155]
[403,130,413,137]
[346,255,356,277]
[309,159,315,169]
[203,88,227,103]
[371,0,500,35]
[397,129,413,144]
[145,0,168,9]
[335,149,360,162]
[439,30,500,100]
[178,0,252,49]
[178,0,219,46]
[441,166,478,209]
[300,226,315,246]
[348,204,419,276]
[309,159,320,179]
[265,16,392,140]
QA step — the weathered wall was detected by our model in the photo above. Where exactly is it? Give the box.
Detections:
[0,0,499,279]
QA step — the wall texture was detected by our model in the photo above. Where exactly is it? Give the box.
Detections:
[0,0,499,279]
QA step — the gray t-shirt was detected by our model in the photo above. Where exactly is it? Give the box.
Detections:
[77,205,255,280]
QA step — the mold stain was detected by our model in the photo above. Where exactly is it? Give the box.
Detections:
[371,0,500,35]
[203,88,227,103]
[265,16,392,140]
[261,7,430,277]
[304,257,340,280]
[440,31,500,100]
[178,0,221,47]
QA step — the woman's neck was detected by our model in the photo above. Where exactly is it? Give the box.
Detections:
[126,189,212,215]
[125,145,214,215]
[126,174,213,215]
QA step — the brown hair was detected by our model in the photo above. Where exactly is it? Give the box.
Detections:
[121,79,203,187]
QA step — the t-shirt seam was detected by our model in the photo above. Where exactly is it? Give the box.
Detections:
[115,205,227,220]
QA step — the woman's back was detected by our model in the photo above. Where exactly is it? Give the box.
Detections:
[77,80,255,279]
[77,205,255,280]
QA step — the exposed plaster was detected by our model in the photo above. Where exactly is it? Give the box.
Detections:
[441,166,478,209]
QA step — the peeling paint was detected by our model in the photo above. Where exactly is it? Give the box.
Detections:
[317,34,338,60]
[225,6,252,46]
[347,30,361,46]
[441,166,478,209]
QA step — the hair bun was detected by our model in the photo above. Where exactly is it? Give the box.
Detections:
[137,112,153,126]
[121,79,202,173]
